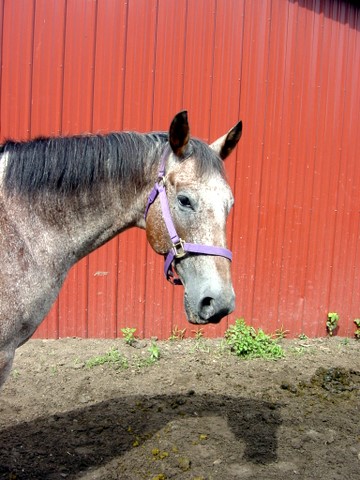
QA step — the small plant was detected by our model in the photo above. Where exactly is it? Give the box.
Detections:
[326,312,339,336]
[298,333,308,340]
[189,337,211,354]
[354,319,360,339]
[11,369,20,379]
[275,325,289,339]
[121,327,137,345]
[224,318,284,359]
[136,341,161,368]
[169,326,186,341]
[148,341,160,362]
[86,347,128,369]
[192,327,204,340]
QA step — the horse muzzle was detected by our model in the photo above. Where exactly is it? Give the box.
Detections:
[184,284,235,324]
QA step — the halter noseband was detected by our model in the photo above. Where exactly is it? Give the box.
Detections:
[144,144,232,285]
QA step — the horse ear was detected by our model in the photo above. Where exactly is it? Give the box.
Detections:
[210,121,242,160]
[169,110,191,158]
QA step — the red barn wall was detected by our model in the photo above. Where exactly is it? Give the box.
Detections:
[0,0,359,338]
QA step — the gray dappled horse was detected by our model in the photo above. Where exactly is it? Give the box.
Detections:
[0,111,242,387]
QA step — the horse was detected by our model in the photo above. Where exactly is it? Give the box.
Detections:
[0,111,242,387]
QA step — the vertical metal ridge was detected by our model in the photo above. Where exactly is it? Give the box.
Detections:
[251,0,274,329]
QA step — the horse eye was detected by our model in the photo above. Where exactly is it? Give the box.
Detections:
[177,194,193,209]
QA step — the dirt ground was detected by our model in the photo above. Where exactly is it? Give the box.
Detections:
[0,336,359,480]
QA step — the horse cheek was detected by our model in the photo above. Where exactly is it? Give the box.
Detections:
[146,214,169,255]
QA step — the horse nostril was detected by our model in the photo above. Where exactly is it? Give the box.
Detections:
[198,293,234,324]
[199,297,216,320]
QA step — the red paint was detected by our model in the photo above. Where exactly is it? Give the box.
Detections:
[1,0,359,338]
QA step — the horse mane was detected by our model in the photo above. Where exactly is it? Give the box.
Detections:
[1,131,224,199]
[2,132,164,198]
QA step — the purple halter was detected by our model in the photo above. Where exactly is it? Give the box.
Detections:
[145,144,232,284]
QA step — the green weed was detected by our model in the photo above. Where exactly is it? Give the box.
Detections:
[11,369,20,379]
[354,319,360,339]
[86,347,128,369]
[274,325,289,339]
[327,312,339,336]
[148,341,160,362]
[135,341,161,368]
[192,327,204,340]
[189,338,211,354]
[169,326,186,341]
[224,318,284,359]
[121,327,137,345]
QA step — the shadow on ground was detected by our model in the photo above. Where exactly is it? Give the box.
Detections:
[0,393,281,479]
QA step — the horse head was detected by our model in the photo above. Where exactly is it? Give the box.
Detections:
[145,111,242,324]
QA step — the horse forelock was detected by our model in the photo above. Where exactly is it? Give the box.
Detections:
[187,138,226,179]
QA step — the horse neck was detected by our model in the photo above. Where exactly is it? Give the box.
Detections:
[59,185,150,261]
[2,176,152,274]
[1,131,166,272]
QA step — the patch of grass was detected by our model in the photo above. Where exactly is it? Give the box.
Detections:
[86,347,128,369]
[224,318,284,359]
[189,338,212,354]
[289,346,306,355]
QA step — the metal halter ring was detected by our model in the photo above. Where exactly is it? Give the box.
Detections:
[172,239,186,259]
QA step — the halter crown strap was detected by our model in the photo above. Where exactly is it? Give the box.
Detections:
[144,145,169,219]
[145,144,232,284]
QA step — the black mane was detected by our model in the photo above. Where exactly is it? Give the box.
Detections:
[1,131,224,198]
[2,132,164,197]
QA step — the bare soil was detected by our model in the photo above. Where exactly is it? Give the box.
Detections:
[0,337,360,480]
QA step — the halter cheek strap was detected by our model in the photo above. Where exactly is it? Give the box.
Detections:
[145,144,232,284]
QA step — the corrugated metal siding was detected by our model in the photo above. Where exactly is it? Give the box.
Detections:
[0,0,359,338]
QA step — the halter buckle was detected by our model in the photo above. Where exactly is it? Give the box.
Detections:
[172,239,186,259]
[158,175,166,186]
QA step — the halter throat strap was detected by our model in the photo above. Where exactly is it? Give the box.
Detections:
[145,144,232,284]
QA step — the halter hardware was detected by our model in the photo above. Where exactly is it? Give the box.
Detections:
[172,239,186,259]
[145,144,232,284]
